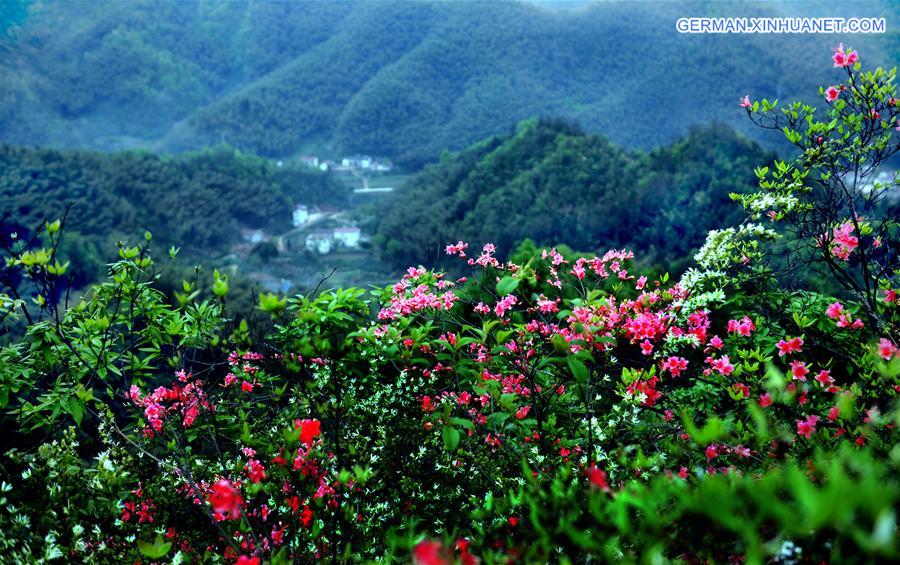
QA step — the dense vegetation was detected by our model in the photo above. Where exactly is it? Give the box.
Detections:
[2,1,897,165]
[374,119,775,273]
[0,145,346,285]
[0,45,898,564]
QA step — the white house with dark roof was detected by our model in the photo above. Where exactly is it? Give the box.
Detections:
[333,226,361,248]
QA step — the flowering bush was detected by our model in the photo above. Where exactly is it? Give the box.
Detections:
[0,45,898,563]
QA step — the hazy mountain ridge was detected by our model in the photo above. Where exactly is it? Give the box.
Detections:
[1,0,897,165]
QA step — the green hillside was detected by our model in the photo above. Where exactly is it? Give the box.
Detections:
[373,118,775,271]
[0,145,346,283]
[2,0,896,166]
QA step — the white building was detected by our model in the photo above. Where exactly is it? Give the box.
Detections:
[299,155,319,168]
[306,231,333,255]
[333,227,361,248]
[292,205,309,227]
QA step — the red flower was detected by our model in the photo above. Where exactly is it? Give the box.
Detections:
[412,540,451,565]
[295,418,322,444]
[245,459,266,484]
[300,505,313,527]
[209,479,242,521]
[586,465,610,491]
[236,557,259,565]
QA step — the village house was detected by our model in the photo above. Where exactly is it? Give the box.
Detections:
[299,155,319,169]
[240,228,266,245]
[292,204,309,227]
[305,231,333,255]
[333,226,361,248]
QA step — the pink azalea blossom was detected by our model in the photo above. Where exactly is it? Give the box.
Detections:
[711,355,734,376]
[790,360,809,381]
[877,338,897,360]
[726,316,755,337]
[814,370,835,388]
[739,95,752,108]
[829,222,858,261]
[776,336,804,356]
[796,415,819,439]
[661,356,688,377]
[825,86,840,102]
[832,43,858,68]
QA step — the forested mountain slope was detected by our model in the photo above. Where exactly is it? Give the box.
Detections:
[2,0,896,165]
[373,119,775,271]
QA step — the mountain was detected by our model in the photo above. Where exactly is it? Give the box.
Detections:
[372,118,775,272]
[1,0,897,166]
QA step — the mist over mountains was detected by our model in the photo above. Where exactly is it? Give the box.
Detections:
[2,0,897,167]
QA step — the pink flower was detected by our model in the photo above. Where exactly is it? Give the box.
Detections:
[709,335,724,350]
[776,336,804,356]
[494,294,518,318]
[640,339,654,356]
[706,444,719,460]
[711,355,734,376]
[832,43,858,68]
[661,356,688,377]
[536,296,559,313]
[515,405,531,420]
[884,289,897,303]
[829,222,858,261]
[241,380,254,393]
[825,86,840,102]
[759,393,773,407]
[826,302,845,319]
[732,382,750,399]
[739,95,752,108]
[635,276,647,290]
[444,241,468,258]
[796,415,819,439]
[814,370,835,388]
[245,459,266,484]
[726,316,755,337]
[790,360,809,381]
[144,403,165,432]
[877,338,897,360]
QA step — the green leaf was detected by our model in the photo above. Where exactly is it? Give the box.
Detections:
[567,356,589,384]
[442,425,461,452]
[496,276,520,296]
[137,536,172,559]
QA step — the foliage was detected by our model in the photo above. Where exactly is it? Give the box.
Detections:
[374,119,774,273]
[0,144,346,285]
[0,44,898,564]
